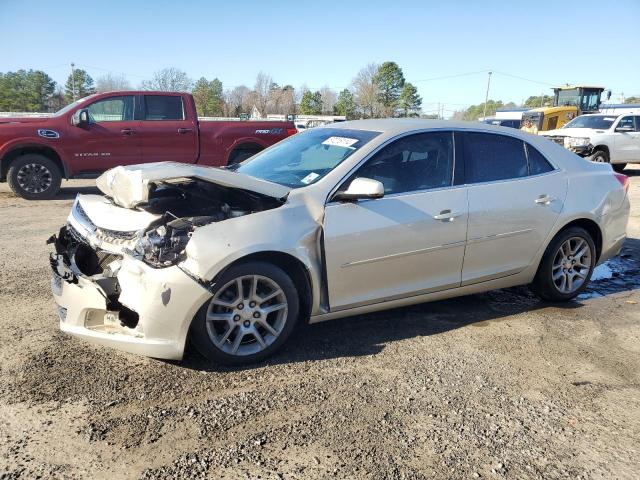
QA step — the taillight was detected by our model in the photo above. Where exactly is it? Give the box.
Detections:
[286,128,298,136]
[614,173,630,193]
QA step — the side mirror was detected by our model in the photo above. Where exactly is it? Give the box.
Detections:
[616,126,634,133]
[333,177,384,202]
[72,108,89,127]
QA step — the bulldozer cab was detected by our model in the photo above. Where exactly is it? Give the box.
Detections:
[521,85,606,134]
[554,86,605,114]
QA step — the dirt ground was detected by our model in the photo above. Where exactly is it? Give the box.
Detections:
[1,166,639,480]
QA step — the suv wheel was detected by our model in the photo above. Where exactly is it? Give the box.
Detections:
[7,154,62,200]
[531,227,596,301]
[190,261,300,365]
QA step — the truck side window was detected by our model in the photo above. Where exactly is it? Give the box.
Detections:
[87,96,134,122]
[144,95,185,121]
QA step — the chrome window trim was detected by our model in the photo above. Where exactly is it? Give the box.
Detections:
[325,127,561,206]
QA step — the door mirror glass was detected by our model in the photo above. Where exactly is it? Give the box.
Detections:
[72,108,89,127]
[333,177,384,201]
[615,125,634,133]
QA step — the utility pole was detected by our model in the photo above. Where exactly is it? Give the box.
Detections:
[483,71,492,119]
[540,91,544,107]
[70,62,76,101]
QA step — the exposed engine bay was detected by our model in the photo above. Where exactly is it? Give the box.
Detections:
[132,178,284,267]
[52,177,285,279]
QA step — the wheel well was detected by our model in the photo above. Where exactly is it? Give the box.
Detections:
[227,142,263,163]
[557,218,603,261]
[1,146,66,181]
[215,251,313,322]
[592,144,609,157]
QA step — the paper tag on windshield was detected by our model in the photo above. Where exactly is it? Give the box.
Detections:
[604,117,615,121]
[322,136,358,148]
[301,172,320,184]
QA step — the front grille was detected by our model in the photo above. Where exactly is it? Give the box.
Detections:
[74,201,93,226]
[97,251,122,269]
[95,227,137,244]
[74,201,137,245]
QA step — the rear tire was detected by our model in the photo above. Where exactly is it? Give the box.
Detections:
[7,154,62,200]
[530,227,596,302]
[190,261,299,366]
[228,147,262,165]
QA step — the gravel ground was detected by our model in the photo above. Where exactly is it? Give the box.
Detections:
[1,166,639,479]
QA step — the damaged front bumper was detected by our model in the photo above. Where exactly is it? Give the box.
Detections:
[50,226,212,360]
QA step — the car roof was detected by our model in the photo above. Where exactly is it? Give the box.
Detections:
[320,118,524,136]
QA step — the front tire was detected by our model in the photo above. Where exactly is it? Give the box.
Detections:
[190,261,299,365]
[7,154,62,200]
[530,227,596,301]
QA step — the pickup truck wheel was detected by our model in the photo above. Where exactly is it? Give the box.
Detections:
[587,149,609,164]
[190,261,299,365]
[8,154,62,200]
[612,163,626,173]
[228,147,261,165]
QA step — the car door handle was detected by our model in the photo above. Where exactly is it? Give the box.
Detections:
[534,194,555,205]
[177,128,193,134]
[433,209,463,221]
[120,128,135,135]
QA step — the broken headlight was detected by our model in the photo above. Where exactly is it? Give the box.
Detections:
[564,137,590,148]
[134,219,193,268]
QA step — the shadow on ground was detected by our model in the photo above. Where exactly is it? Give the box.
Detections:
[181,237,640,372]
[55,184,100,200]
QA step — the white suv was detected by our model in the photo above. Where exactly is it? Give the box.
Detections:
[541,114,640,172]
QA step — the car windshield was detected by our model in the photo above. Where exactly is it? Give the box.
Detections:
[232,128,381,188]
[52,95,97,117]
[563,115,615,129]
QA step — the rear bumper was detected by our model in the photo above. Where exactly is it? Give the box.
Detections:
[51,253,211,360]
[598,195,631,264]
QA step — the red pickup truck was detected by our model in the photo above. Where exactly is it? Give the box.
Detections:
[0,91,296,199]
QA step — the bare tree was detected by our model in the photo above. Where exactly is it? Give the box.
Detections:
[253,72,272,117]
[96,73,131,92]
[352,63,380,118]
[141,67,193,92]
[319,86,337,114]
[224,85,250,116]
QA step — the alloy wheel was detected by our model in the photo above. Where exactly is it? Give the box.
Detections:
[16,163,53,194]
[205,275,288,356]
[552,236,592,294]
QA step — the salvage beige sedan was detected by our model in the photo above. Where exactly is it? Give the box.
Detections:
[50,120,631,365]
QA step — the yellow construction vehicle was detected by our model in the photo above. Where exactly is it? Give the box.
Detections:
[521,85,609,134]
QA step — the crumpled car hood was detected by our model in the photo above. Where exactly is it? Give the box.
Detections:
[96,162,291,209]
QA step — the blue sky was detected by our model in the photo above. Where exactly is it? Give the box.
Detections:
[1,0,639,115]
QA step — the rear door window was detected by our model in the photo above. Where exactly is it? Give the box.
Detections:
[143,95,185,120]
[463,132,528,183]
